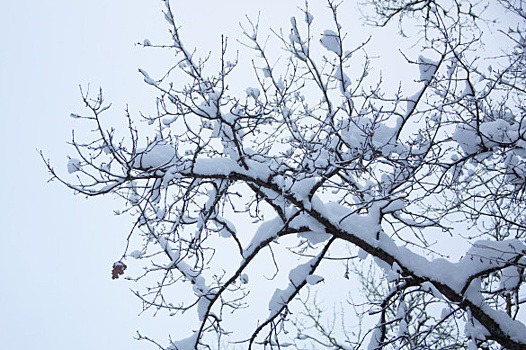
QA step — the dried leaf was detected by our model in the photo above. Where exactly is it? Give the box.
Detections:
[111,261,127,280]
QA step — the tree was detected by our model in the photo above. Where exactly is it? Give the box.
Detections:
[43,0,526,349]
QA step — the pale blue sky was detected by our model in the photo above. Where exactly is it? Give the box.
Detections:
[1,1,518,349]
[0,1,320,349]
[0,2,160,348]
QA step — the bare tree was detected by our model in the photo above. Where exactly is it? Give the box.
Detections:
[43,0,526,349]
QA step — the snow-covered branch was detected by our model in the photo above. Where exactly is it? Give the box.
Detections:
[46,0,526,349]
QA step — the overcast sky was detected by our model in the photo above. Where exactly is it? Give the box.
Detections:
[0,1,337,349]
[2,1,517,349]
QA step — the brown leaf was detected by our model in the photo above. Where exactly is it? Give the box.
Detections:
[111,261,127,280]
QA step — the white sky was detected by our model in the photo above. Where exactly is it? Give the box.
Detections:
[0,1,334,348]
[1,0,519,349]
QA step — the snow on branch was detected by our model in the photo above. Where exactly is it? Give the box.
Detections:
[45,0,526,349]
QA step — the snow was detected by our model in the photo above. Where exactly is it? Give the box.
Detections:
[404,90,421,118]
[306,196,526,343]
[320,29,341,55]
[129,250,143,259]
[138,68,157,86]
[155,206,166,220]
[297,230,331,245]
[341,115,402,152]
[288,260,314,287]
[392,238,526,296]
[381,198,407,214]
[268,287,289,314]
[157,236,212,316]
[157,235,180,263]
[467,340,478,350]
[367,325,382,350]
[479,302,526,343]
[357,248,368,260]
[262,67,271,78]
[158,234,217,329]
[162,115,177,126]
[196,97,219,118]
[163,7,174,25]
[374,120,400,148]
[398,319,408,336]
[396,301,407,319]
[462,239,526,272]
[196,296,210,321]
[453,122,480,155]
[289,17,300,44]
[384,268,399,282]
[268,256,320,316]
[67,158,82,174]
[133,141,178,170]
[418,55,438,82]
[335,64,351,93]
[243,216,283,259]
[191,158,243,177]
[290,177,318,209]
[500,266,521,291]
[291,210,331,245]
[162,165,182,187]
[276,78,286,91]
[464,308,490,341]
[306,274,324,285]
[304,11,313,25]
[479,119,515,146]
[168,332,198,350]
[217,215,236,238]
[461,80,474,97]
[245,87,260,99]
[68,57,526,346]
[421,281,443,299]
[441,307,451,320]
[128,188,140,205]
